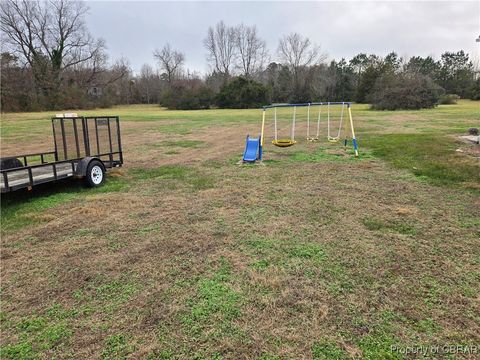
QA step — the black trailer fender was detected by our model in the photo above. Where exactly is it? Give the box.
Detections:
[75,157,105,177]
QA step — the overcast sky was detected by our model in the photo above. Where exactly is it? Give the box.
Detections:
[85,1,480,74]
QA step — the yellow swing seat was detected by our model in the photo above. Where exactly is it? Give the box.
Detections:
[272,139,296,147]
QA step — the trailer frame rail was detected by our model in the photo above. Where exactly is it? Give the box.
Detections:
[1,116,123,193]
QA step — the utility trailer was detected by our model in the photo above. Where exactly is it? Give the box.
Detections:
[0,116,123,193]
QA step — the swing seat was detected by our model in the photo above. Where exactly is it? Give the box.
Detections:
[328,136,340,143]
[272,139,296,147]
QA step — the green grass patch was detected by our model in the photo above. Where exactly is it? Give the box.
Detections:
[289,243,326,260]
[250,258,270,270]
[164,150,180,155]
[102,334,133,360]
[245,236,326,258]
[88,279,139,303]
[0,307,73,359]
[458,216,480,229]
[95,280,139,302]
[162,139,205,148]
[348,314,405,359]
[290,146,367,163]
[323,262,356,295]
[258,355,281,360]
[181,258,242,338]
[415,318,440,335]
[312,340,348,359]
[362,218,385,231]
[106,234,129,250]
[129,165,215,191]
[362,217,417,236]
[155,123,193,135]
[129,165,189,180]
[0,342,35,360]
[189,175,215,191]
[363,133,480,188]
[356,332,403,359]
[71,273,142,315]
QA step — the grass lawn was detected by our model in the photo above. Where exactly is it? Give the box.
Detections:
[1,101,479,359]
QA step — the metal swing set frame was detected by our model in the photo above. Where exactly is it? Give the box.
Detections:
[260,102,359,156]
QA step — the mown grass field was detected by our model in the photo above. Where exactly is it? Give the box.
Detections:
[1,101,479,359]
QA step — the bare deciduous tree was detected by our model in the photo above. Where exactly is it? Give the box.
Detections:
[204,21,237,79]
[108,58,134,104]
[138,64,157,104]
[153,44,185,84]
[235,24,268,78]
[277,33,325,81]
[0,0,106,108]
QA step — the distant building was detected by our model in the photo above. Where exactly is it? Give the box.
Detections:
[88,86,103,97]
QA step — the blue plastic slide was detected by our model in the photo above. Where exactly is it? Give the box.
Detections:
[243,135,262,162]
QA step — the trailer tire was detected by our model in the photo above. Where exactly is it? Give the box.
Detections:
[85,160,105,187]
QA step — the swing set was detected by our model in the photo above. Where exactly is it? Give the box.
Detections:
[242,102,358,162]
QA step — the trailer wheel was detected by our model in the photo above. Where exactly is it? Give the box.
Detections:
[85,160,105,187]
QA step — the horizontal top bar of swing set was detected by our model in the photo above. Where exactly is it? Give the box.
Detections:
[262,102,351,110]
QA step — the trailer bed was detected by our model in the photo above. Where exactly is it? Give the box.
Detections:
[1,163,74,192]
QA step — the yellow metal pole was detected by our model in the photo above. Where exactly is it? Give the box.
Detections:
[348,106,359,157]
[261,109,266,147]
[344,104,349,149]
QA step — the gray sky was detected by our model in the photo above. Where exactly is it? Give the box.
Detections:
[85,1,480,74]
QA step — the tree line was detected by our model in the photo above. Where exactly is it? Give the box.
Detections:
[1,0,478,112]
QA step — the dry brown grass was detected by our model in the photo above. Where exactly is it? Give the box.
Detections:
[1,104,479,359]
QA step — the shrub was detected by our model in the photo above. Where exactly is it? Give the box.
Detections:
[160,83,213,110]
[470,78,480,100]
[216,76,268,109]
[438,94,460,105]
[370,73,442,110]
